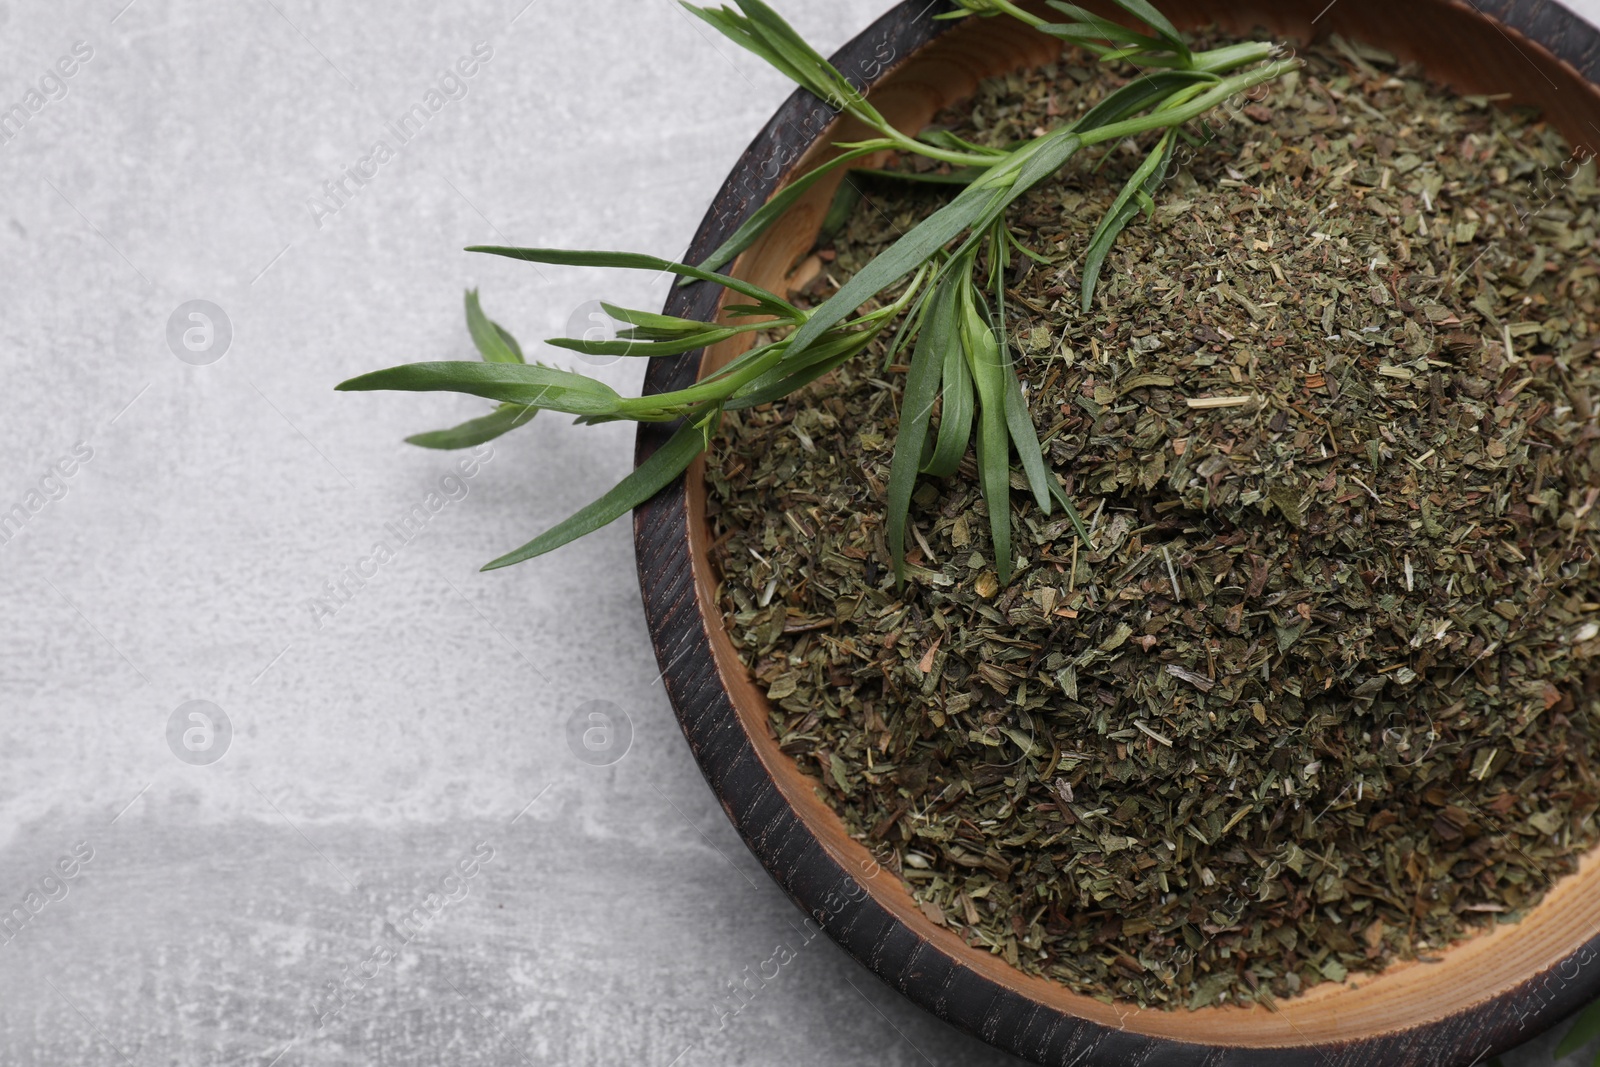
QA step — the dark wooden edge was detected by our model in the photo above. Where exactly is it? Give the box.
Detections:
[633,3,1600,1064]
[1476,0,1600,132]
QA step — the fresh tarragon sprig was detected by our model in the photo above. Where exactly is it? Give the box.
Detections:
[338,0,1298,580]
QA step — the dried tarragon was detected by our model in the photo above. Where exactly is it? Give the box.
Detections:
[710,31,1600,1009]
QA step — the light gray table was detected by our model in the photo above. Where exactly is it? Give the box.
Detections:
[2,1,1597,1064]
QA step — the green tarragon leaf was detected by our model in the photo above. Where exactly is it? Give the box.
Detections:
[886,272,960,584]
[464,290,524,364]
[407,403,536,450]
[337,361,623,417]
[482,414,714,570]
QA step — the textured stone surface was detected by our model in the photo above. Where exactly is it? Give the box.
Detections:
[0,0,1596,1064]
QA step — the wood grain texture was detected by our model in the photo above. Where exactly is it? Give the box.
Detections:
[634,3,1600,1064]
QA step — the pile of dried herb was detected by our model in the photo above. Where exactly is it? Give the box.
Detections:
[708,33,1600,1009]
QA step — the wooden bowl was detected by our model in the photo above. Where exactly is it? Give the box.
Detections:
[633,3,1600,1063]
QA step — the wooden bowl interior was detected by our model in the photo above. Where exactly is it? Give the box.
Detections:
[685,0,1600,1045]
